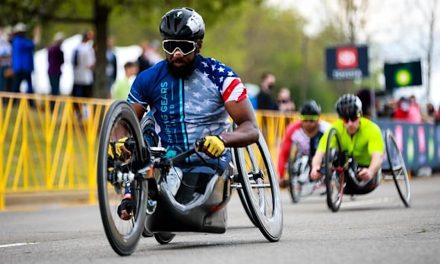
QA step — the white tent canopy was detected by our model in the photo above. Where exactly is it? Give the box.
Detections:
[32,34,143,95]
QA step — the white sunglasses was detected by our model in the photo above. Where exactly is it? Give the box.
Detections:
[162,40,197,55]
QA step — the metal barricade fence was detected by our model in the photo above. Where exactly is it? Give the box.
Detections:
[0,93,337,210]
[0,93,110,210]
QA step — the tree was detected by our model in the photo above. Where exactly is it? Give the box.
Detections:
[203,3,348,111]
[412,0,440,101]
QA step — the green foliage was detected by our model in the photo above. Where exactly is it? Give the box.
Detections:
[202,3,342,111]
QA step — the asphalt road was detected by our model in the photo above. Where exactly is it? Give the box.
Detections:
[1,176,439,264]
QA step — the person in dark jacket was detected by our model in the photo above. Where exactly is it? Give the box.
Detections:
[256,72,278,111]
[47,32,64,96]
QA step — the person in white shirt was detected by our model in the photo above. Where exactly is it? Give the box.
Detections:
[72,30,95,98]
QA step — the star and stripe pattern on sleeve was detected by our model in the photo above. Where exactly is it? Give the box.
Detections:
[199,57,247,103]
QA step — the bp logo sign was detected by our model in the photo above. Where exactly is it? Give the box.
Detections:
[384,61,422,91]
[395,69,412,86]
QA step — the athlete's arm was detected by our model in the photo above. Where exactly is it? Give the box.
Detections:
[131,103,147,120]
[310,124,332,180]
[108,103,146,159]
[358,120,385,181]
[221,98,259,148]
[357,152,383,181]
[310,150,324,181]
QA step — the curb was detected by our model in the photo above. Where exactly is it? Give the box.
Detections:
[4,190,93,210]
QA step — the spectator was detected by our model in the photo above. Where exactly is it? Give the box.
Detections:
[424,103,436,124]
[435,106,440,124]
[47,32,64,96]
[392,96,422,123]
[11,22,40,94]
[0,26,12,92]
[72,30,95,98]
[137,40,162,73]
[106,36,117,98]
[407,95,422,123]
[277,87,295,113]
[356,88,372,118]
[256,72,277,110]
[112,61,138,100]
[392,97,410,121]
[379,99,396,118]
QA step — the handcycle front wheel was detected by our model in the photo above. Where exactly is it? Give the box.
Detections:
[234,130,283,242]
[287,144,302,203]
[384,130,411,207]
[324,128,345,212]
[97,100,148,256]
[154,232,176,244]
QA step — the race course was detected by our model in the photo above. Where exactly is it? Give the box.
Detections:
[1,175,439,264]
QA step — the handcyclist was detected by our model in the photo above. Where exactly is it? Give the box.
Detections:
[111,7,259,220]
[310,94,384,194]
[277,100,330,186]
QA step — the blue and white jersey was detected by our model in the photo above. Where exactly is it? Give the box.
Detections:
[128,54,247,167]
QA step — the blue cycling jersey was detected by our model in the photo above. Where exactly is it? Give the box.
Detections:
[128,54,247,169]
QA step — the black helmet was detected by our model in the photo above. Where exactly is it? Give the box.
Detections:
[159,7,205,40]
[335,94,362,118]
[300,100,321,116]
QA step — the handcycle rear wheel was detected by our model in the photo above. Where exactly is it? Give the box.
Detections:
[230,125,258,227]
[232,150,258,227]
[384,130,411,207]
[324,128,344,212]
[97,100,148,256]
[234,130,283,242]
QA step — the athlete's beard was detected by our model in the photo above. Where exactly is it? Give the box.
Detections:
[167,59,196,79]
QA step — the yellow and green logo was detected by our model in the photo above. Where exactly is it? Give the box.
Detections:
[395,69,412,86]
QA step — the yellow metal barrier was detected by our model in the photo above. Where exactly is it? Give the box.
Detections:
[0,92,110,210]
[0,92,337,210]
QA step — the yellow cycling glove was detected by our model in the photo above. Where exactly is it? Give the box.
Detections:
[108,137,128,159]
[202,135,226,158]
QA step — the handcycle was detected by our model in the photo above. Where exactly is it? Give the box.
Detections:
[322,128,411,212]
[287,143,325,203]
[97,100,283,256]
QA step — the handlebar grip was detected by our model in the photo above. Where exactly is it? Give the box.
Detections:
[194,138,204,149]
[194,138,207,153]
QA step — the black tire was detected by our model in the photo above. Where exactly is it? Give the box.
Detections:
[287,144,301,203]
[324,128,344,212]
[154,232,176,244]
[97,100,148,256]
[142,218,153,237]
[235,130,283,242]
[385,130,411,207]
[288,170,301,203]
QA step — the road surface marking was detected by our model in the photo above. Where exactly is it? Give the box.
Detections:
[342,196,396,208]
[0,242,39,248]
